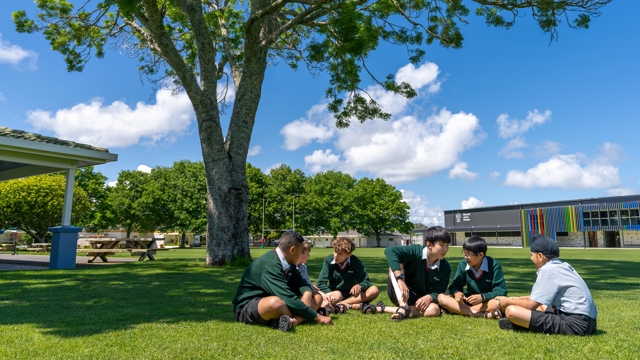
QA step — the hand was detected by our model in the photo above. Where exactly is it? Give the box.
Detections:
[414,295,432,313]
[464,294,483,306]
[350,284,362,297]
[397,279,409,303]
[315,314,333,325]
[495,296,507,309]
[454,292,465,303]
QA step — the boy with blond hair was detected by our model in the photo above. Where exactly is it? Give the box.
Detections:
[316,237,380,313]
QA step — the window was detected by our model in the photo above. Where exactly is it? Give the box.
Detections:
[592,218,600,226]
[584,219,591,227]
[600,210,608,219]
[591,211,599,220]
[583,212,591,219]
[621,209,630,226]
[601,218,609,226]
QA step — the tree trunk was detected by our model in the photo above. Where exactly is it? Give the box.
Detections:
[376,231,381,247]
[200,19,268,266]
[180,232,186,248]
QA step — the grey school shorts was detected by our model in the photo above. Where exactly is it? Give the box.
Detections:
[529,307,597,335]
[235,297,269,326]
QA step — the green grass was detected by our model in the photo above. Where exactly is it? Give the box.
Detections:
[1,247,639,359]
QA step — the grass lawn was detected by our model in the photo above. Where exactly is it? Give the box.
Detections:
[1,247,639,359]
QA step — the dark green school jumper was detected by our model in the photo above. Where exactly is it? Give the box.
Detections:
[316,254,373,293]
[384,245,451,304]
[232,249,317,321]
[448,256,507,300]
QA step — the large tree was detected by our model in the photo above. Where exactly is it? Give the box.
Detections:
[352,177,412,247]
[147,160,208,247]
[14,0,611,265]
[0,174,91,243]
[75,166,113,232]
[108,169,155,238]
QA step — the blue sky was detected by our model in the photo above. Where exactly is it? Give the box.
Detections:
[1,2,639,226]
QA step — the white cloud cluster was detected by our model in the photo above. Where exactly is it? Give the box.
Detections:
[498,137,527,159]
[401,190,443,226]
[504,143,623,190]
[26,88,195,148]
[448,162,479,181]
[248,145,261,156]
[263,163,282,175]
[0,33,38,69]
[489,171,500,179]
[497,109,551,139]
[281,61,484,183]
[304,149,340,173]
[461,197,484,209]
[280,104,334,150]
[137,164,152,173]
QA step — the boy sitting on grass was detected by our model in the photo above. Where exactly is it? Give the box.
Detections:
[232,231,333,332]
[364,226,451,321]
[296,240,332,313]
[438,236,507,319]
[495,234,597,335]
[316,237,380,313]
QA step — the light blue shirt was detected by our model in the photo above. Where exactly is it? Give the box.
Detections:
[530,258,598,319]
[297,263,313,288]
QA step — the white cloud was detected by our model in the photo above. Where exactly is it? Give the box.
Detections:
[534,141,563,157]
[304,149,340,173]
[448,162,479,181]
[489,171,500,179]
[0,34,38,69]
[504,143,622,190]
[606,187,636,196]
[264,163,282,175]
[248,145,261,156]
[461,197,484,209]
[107,181,117,187]
[395,62,441,93]
[26,88,195,148]
[0,92,5,101]
[499,137,527,159]
[137,165,152,173]
[497,109,551,139]
[280,104,334,150]
[401,190,443,226]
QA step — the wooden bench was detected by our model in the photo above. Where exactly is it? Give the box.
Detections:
[77,248,130,263]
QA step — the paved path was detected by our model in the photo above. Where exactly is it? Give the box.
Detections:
[0,254,137,271]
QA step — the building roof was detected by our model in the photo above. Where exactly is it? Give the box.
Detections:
[444,194,640,214]
[305,230,404,238]
[0,127,109,153]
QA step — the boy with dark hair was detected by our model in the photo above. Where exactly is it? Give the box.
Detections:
[232,231,333,332]
[495,234,598,335]
[438,236,507,319]
[296,240,331,311]
[364,226,451,320]
[316,237,380,313]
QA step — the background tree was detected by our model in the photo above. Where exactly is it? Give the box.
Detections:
[264,165,306,235]
[246,163,268,243]
[0,174,91,243]
[14,0,612,264]
[108,169,155,238]
[147,160,208,247]
[352,177,412,247]
[75,166,113,232]
[300,171,356,238]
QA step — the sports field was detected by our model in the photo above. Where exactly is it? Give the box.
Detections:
[0,247,638,359]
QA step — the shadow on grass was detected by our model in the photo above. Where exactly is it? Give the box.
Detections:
[0,252,637,338]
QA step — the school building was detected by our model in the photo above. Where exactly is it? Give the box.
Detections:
[441,195,640,248]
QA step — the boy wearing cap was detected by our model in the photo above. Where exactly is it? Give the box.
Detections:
[495,234,598,335]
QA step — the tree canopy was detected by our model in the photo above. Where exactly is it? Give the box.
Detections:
[0,174,91,242]
[14,0,612,265]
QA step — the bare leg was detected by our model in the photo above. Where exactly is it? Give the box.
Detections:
[326,291,344,306]
[312,293,323,311]
[438,295,501,318]
[338,286,380,310]
[504,304,546,328]
[382,303,441,319]
[257,296,293,322]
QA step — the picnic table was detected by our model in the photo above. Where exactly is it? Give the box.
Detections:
[78,238,167,263]
[29,243,51,252]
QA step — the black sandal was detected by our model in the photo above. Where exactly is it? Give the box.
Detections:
[484,309,503,320]
[392,305,411,321]
[317,307,331,316]
[334,303,347,314]
[277,315,292,332]
[361,302,377,314]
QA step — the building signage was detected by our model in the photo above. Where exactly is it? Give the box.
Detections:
[462,213,471,222]
[455,213,461,223]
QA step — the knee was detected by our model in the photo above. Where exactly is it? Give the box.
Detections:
[265,297,287,311]
[369,286,380,297]
[437,294,447,304]
[504,305,517,319]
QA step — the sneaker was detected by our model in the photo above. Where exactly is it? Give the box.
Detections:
[277,315,292,332]
[499,318,514,330]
